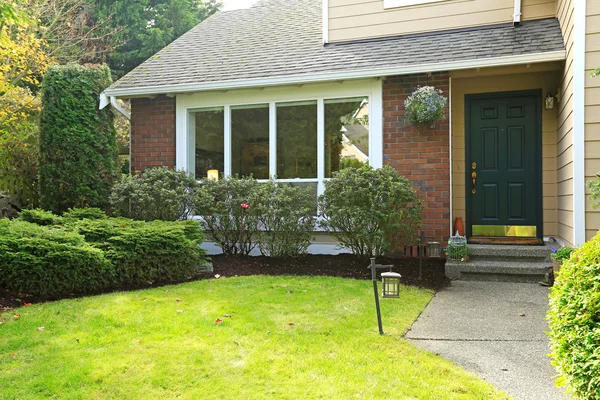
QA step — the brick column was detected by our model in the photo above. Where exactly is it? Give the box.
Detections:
[130,95,176,173]
[383,73,451,244]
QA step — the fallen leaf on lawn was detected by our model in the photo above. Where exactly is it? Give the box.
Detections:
[519,313,526,317]
[176,298,182,302]
[286,290,294,294]
[176,310,184,313]
[13,313,20,319]
[138,340,142,344]
[164,290,169,293]
[233,341,239,346]
[214,274,221,279]
[37,327,45,331]
[23,303,32,307]
[10,353,18,360]
[288,322,295,327]
[224,314,232,318]
[143,299,148,302]
[215,318,223,325]
[75,338,80,343]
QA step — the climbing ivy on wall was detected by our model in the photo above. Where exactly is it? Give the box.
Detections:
[38,64,118,214]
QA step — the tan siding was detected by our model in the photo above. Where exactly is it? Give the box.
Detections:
[585,0,600,240]
[555,0,574,245]
[328,0,556,42]
[450,65,561,239]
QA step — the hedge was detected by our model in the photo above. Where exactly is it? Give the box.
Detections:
[0,211,207,297]
[548,233,600,399]
[38,64,119,214]
[0,220,114,297]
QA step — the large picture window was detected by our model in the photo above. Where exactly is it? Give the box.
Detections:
[179,80,382,196]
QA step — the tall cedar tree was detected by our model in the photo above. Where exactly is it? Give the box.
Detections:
[38,64,118,214]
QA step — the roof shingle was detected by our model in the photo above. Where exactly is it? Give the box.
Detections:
[110,0,565,92]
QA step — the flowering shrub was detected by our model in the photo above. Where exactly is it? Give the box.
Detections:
[404,86,447,127]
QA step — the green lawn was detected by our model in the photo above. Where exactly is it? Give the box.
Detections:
[0,276,510,399]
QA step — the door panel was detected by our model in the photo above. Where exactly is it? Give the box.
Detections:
[467,92,541,238]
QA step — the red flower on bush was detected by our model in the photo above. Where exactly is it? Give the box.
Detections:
[241,203,250,210]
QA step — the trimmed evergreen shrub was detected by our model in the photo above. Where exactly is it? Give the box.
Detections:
[17,208,64,226]
[0,220,114,297]
[255,181,316,257]
[74,218,206,285]
[62,207,108,222]
[196,177,263,255]
[548,234,600,399]
[319,165,423,257]
[38,64,119,214]
[110,167,198,221]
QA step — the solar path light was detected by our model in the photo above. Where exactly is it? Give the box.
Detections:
[369,258,401,335]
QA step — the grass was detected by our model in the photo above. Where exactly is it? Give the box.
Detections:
[0,276,510,399]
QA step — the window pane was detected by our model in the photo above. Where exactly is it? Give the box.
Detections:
[324,98,369,178]
[231,104,270,179]
[194,108,224,180]
[277,101,317,179]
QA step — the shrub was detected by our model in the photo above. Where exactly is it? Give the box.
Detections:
[38,64,119,214]
[255,181,316,257]
[548,233,600,399]
[196,177,262,255]
[319,165,423,257]
[17,208,64,226]
[110,167,197,221]
[74,218,206,284]
[0,219,114,297]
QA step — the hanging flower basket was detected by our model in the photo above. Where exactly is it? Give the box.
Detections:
[404,86,448,128]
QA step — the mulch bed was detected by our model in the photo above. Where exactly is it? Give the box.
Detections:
[0,254,448,311]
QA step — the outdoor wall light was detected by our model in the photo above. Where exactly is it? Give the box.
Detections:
[545,92,555,110]
[381,272,402,298]
[207,170,219,181]
[427,242,442,258]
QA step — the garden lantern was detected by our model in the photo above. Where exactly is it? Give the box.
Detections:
[381,272,401,298]
[207,169,219,181]
[427,242,442,258]
[369,258,398,335]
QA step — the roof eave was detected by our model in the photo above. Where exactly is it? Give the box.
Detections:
[103,50,566,98]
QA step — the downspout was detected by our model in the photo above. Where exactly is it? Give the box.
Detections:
[513,0,522,26]
[449,76,453,238]
[99,92,131,120]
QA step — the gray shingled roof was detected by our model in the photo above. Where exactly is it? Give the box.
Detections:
[109,0,564,93]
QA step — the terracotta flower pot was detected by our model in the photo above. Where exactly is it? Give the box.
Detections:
[454,217,465,237]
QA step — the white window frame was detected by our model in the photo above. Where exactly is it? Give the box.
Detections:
[384,0,448,8]
[176,78,383,198]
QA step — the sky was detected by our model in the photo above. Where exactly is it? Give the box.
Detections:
[221,0,260,11]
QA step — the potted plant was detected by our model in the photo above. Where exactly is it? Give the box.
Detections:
[446,241,471,262]
[404,86,448,128]
[551,247,573,275]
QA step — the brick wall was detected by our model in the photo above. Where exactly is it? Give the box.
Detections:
[383,73,451,244]
[130,95,176,173]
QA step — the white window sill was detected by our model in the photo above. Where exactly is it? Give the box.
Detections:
[384,0,448,8]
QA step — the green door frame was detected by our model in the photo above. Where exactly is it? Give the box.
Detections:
[465,89,543,240]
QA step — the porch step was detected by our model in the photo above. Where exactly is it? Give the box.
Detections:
[445,244,554,283]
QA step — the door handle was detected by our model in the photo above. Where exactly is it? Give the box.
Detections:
[471,164,477,194]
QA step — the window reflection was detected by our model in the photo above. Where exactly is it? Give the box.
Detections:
[231,104,270,179]
[194,108,224,180]
[276,101,318,179]
[324,98,369,177]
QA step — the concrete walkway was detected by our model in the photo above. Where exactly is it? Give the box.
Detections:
[405,281,569,400]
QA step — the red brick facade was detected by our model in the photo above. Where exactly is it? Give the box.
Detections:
[130,95,176,173]
[383,73,451,244]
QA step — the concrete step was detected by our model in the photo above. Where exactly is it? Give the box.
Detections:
[446,260,552,283]
[468,244,553,262]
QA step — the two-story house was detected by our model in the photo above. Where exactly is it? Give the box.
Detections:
[101,0,598,252]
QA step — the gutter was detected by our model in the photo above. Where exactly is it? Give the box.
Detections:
[513,0,522,25]
[102,51,566,98]
[99,92,131,120]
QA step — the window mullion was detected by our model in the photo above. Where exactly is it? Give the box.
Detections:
[269,102,277,179]
[187,112,196,177]
[224,105,232,177]
[317,98,325,196]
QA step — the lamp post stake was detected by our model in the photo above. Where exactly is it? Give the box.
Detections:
[370,257,384,335]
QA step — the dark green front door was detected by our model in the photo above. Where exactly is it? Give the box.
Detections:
[466,91,542,238]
